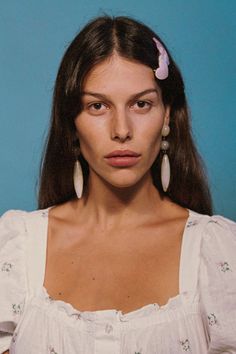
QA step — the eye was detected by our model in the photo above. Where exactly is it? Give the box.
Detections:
[136,101,149,108]
[86,102,108,115]
[90,103,103,110]
[88,102,105,110]
[132,100,152,112]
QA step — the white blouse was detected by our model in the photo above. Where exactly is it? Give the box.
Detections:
[0,208,236,354]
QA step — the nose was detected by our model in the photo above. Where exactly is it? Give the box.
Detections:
[111,108,133,142]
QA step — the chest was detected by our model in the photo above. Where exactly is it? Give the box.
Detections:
[44,228,182,313]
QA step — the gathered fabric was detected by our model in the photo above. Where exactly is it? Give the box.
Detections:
[0,208,236,354]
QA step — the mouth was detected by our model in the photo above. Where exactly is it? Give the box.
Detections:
[104,150,141,167]
[104,150,141,158]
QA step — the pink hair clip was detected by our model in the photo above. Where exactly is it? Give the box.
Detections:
[153,37,170,80]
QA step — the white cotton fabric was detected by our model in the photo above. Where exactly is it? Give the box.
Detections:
[0,208,236,354]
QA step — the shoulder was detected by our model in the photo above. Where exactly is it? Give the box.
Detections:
[195,212,236,262]
[182,210,236,286]
[195,213,236,348]
[186,210,236,268]
[202,212,236,238]
[0,209,28,249]
[0,208,50,232]
[187,209,236,242]
[0,208,50,340]
[0,210,33,343]
[0,208,50,220]
[199,213,236,292]
[0,209,27,228]
[0,208,50,262]
[0,206,50,251]
[194,211,236,298]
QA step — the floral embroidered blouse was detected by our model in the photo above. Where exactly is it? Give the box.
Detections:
[0,208,236,354]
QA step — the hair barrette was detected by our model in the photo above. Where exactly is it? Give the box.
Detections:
[152,37,170,80]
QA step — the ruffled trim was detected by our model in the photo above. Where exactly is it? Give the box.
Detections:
[33,286,198,327]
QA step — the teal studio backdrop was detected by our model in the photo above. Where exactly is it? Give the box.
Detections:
[0,0,236,220]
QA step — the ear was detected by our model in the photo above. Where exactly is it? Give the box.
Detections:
[164,105,170,126]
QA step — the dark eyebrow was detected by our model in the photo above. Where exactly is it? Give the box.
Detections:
[81,89,159,101]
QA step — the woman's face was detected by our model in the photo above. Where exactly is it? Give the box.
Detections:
[75,53,169,189]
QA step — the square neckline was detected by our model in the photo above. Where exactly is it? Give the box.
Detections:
[33,207,199,319]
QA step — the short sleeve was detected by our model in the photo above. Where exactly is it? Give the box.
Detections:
[0,210,27,353]
[199,215,236,352]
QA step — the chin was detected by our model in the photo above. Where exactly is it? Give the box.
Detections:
[104,173,147,190]
[91,167,148,189]
[110,181,138,189]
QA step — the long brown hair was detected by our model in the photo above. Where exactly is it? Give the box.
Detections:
[38,15,212,215]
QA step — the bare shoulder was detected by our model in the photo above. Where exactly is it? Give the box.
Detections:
[48,200,81,232]
[48,199,78,220]
[150,198,189,232]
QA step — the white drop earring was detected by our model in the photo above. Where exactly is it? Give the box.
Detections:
[73,157,84,199]
[161,125,170,192]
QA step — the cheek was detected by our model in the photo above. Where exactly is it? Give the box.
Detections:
[140,120,163,155]
[147,133,162,161]
[76,132,95,158]
[75,118,102,160]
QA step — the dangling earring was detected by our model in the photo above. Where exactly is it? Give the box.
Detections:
[73,145,83,198]
[74,160,83,198]
[161,125,170,192]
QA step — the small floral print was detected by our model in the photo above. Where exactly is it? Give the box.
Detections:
[217,261,232,273]
[45,293,55,303]
[49,346,58,354]
[12,303,23,315]
[186,220,198,228]
[208,220,219,224]
[41,210,49,218]
[70,313,81,320]
[180,339,191,351]
[1,262,13,273]
[105,323,113,334]
[208,313,217,326]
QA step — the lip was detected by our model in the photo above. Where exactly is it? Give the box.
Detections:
[105,150,141,158]
[104,151,141,167]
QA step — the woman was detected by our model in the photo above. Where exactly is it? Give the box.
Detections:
[1,16,236,354]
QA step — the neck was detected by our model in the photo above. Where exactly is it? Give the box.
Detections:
[75,171,165,230]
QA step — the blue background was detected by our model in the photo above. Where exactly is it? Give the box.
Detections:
[0,0,236,220]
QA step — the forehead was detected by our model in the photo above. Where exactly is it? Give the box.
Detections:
[82,54,159,95]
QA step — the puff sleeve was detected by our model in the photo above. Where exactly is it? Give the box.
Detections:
[0,210,27,353]
[199,215,236,353]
